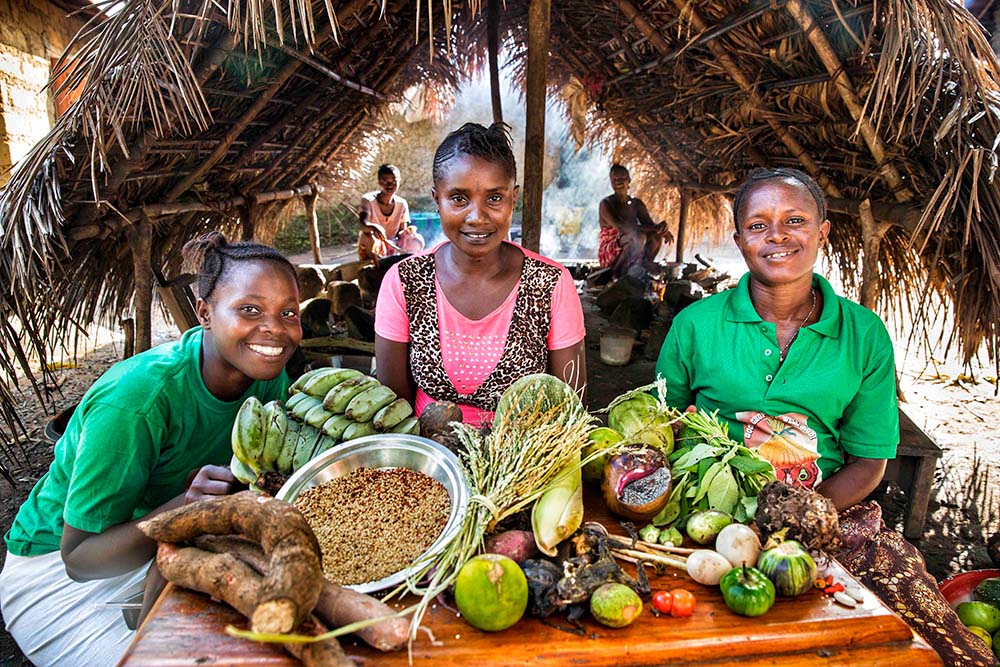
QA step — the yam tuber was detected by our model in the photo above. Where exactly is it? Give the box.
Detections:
[139,491,322,634]
[196,535,409,652]
[156,544,350,667]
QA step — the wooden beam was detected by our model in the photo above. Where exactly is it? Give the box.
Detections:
[522,0,551,253]
[128,217,153,353]
[827,197,920,232]
[676,188,689,263]
[136,184,320,219]
[488,0,504,124]
[238,195,257,241]
[304,186,322,264]
[783,0,914,203]
[858,199,892,309]
[271,42,386,99]
[669,0,843,199]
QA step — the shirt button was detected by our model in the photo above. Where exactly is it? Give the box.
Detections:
[765,374,773,382]
[764,349,772,356]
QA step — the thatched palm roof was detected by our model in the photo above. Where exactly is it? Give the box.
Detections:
[2,0,999,452]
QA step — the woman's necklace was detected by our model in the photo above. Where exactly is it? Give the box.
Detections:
[779,288,816,364]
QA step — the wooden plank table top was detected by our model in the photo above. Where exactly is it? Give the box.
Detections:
[120,496,943,667]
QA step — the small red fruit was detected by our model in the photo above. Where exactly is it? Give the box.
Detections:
[651,590,672,615]
[669,589,696,617]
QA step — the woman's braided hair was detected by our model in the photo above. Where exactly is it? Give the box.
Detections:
[182,231,295,301]
[432,122,517,185]
[732,167,827,231]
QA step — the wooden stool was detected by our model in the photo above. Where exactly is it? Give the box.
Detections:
[882,408,943,539]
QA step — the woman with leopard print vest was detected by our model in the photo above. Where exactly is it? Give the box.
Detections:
[374,123,586,426]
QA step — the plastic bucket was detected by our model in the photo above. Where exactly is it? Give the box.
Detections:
[600,328,637,366]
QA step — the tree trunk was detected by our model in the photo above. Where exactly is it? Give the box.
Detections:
[128,219,153,353]
[521,0,550,253]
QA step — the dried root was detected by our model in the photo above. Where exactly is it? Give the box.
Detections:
[754,480,841,554]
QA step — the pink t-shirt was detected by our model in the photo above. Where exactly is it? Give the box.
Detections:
[375,242,586,426]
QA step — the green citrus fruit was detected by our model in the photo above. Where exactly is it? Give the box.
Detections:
[967,625,993,647]
[454,554,528,632]
[582,427,623,482]
[957,601,1000,634]
[589,582,643,628]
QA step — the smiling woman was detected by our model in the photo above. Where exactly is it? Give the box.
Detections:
[0,232,300,666]
[374,123,587,426]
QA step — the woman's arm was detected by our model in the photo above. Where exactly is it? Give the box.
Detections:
[815,456,887,511]
[548,340,587,405]
[60,464,237,581]
[376,335,415,405]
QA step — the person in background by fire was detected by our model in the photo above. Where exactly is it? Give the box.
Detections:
[598,163,673,278]
[357,163,425,262]
[0,233,301,666]
[656,167,995,666]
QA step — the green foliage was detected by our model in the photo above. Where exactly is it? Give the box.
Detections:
[272,204,358,255]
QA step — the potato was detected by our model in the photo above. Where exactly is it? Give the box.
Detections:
[686,549,734,586]
[483,530,538,564]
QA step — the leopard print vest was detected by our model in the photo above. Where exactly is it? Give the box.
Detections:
[398,250,562,411]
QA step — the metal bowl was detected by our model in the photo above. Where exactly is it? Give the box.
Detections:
[276,433,469,594]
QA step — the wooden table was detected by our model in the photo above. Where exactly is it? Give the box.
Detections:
[121,534,942,666]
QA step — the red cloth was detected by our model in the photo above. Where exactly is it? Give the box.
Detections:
[598,227,621,268]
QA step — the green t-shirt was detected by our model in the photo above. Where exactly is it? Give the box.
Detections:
[5,327,289,556]
[656,273,898,487]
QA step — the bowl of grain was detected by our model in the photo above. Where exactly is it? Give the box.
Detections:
[276,434,469,594]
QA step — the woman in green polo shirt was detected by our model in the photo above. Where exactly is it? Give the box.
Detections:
[656,168,994,666]
[0,232,302,666]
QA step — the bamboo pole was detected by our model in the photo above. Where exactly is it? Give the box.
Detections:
[522,0,551,254]
[859,198,892,309]
[783,0,914,203]
[676,188,689,263]
[488,0,504,124]
[669,0,843,199]
[238,196,257,241]
[136,184,319,219]
[304,187,322,264]
[128,216,153,353]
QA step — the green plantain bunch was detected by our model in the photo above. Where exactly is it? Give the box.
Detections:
[230,367,418,485]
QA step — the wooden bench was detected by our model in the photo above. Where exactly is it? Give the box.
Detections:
[882,408,943,539]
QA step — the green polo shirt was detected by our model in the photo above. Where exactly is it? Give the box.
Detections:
[5,327,289,557]
[656,273,898,486]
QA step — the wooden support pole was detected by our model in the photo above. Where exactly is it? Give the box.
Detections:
[488,0,504,124]
[135,184,319,219]
[669,0,843,199]
[783,0,914,203]
[858,198,892,310]
[128,217,153,353]
[522,0,551,253]
[238,195,258,241]
[675,188,689,263]
[304,187,322,264]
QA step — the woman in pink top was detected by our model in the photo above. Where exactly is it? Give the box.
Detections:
[375,123,586,426]
[357,164,425,261]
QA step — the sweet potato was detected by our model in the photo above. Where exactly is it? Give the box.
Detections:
[483,530,539,564]
[139,491,322,634]
[196,535,409,652]
[419,401,464,452]
[156,544,349,667]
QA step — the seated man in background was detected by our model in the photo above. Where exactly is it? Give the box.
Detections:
[598,163,673,278]
[357,164,424,262]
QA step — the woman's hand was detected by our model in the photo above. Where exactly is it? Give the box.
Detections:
[183,464,237,504]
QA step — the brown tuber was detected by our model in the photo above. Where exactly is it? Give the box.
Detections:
[754,480,841,555]
[139,491,323,635]
[419,401,464,453]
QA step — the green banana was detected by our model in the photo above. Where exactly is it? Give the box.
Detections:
[260,400,288,471]
[290,395,324,422]
[345,384,397,422]
[321,414,353,440]
[292,425,324,472]
[276,420,302,474]
[230,453,258,485]
[373,398,414,431]
[390,416,420,435]
[342,420,378,441]
[323,375,378,413]
[285,391,312,413]
[303,403,336,430]
[310,434,339,460]
[288,368,328,395]
[301,368,364,399]
[231,396,265,473]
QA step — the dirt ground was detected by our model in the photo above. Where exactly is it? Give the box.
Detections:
[1,265,998,666]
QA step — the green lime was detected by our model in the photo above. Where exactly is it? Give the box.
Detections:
[957,601,1000,634]
[589,582,643,628]
[968,625,992,647]
[454,554,528,632]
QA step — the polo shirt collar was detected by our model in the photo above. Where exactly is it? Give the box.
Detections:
[726,272,841,338]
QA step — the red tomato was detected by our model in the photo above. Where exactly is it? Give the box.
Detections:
[651,590,672,615]
[669,589,696,617]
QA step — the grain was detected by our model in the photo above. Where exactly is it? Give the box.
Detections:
[294,468,451,585]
